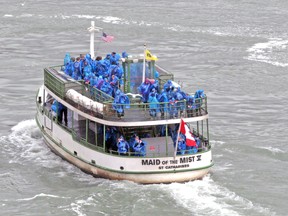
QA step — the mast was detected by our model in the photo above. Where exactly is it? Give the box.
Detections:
[87,21,102,59]
[142,44,146,83]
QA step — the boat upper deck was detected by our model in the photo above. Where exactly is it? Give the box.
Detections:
[43,62,208,125]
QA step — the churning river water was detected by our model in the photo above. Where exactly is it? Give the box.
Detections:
[0,0,288,215]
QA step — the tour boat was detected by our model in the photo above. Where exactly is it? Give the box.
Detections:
[35,21,213,184]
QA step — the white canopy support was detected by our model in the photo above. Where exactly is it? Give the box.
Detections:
[87,21,102,59]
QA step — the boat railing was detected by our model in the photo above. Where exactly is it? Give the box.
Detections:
[44,67,208,122]
[101,97,208,121]
[44,67,113,103]
[105,136,210,157]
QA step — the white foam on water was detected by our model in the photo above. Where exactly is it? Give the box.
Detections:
[18,14,33,18]
[59,195,98,216]
[246,38,288,67]
[210,140,225,147]
[17,193,69,201]
[1,120,109,184]
[257,146,285,154]
[3,14,13,17]
[159,175,274,216]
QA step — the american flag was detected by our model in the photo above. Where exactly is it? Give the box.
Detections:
[102,32,114,42]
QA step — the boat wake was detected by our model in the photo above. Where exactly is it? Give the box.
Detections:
[0,119,100,184]
[158,175,275,216]
[0,121,275,216]
[246,38,288,67]
[56,175,275,216]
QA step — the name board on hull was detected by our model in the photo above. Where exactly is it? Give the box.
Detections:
[141,155,202,170]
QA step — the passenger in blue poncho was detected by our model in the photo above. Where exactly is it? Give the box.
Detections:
[168,98,178,118]
[112,89,130,118]
[105,126,118,151]
[163,80,174,92]
[65,57,75,76]
[62,53,71,71]
[95,60,108,77]
[85,53,93,67]
[132,135,147,156]
[195,89,205,99]
[177,133,186,155]
[72,57,82,80]
[83,61,92,81]
[147,90,159,118]
[194,89,205,112]
[110,52,121,64]
[51,100,67,126]
[109,74,120,97]
[158,89,169,118]
[100,79,113,97]
[117,136,130,155]
[94,76,104,89]
[186,95,196,117]
[138,78,152,103]
[122,51,128,58]
[173,87,187,116]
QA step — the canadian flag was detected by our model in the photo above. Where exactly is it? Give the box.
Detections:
[180,119,197,147]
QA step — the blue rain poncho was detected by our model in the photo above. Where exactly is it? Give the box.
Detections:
[88,75,98,87]
[117,136,130,154]
[72,61,82,80]
[195,89,205,99]
[109,74,119,87]
[112,89,130,116]
[100,80,113,96]
[51,100,59,114]
[64,61,74,76]
[63,53,71,71]
[163,80,174,92]
[168,98,178,118]
[147,92,159,117]
[173,87,187,112]
[122,51,128,58]
[158,90,169,115]
[150,79,159,93]
[186,95,196,110]
[132,137,147,156]
[108,64,123,79]
[94,76,104,89]
[194,89,205,109]
[138,80,151,103]
[83,61,92,77]
[85,53,93,66]
[95,60,108,77]
[110,52,121,64]
[177,133,186,155]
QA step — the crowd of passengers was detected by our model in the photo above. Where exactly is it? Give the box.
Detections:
[106,124,201,157]
[62,52,205,118]
[138,79,205,118]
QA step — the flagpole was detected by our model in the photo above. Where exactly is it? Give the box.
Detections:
[174,119,182,159]
[142,44,146,83]
[87,21,102,59]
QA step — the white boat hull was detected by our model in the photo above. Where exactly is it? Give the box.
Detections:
[36,85,213,184]
[36,118,212,184]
